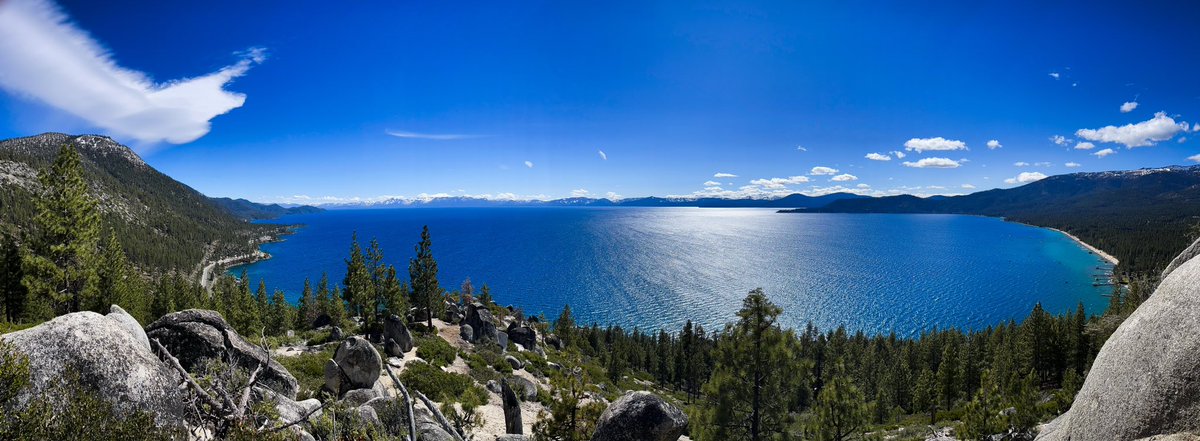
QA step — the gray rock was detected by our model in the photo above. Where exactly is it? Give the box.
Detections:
[255,387,322,425]
[1163,237,1200,279]
[358,405,382,427]
[591,391,688,441]
[1039,247,1200,440]
[324,336,382,396]
[466,302,499,344]
[342,388,380,407]
[385,338,404,358]
[487,380,502,394]
[497,435,531,441]
[501,379,523,434]
[508,376,538,401]
[507,324,537,350]
[414,407,458,441]
[498,331,509,350]
[545,334,563,350]
[505,355,524,370]
[107,304,149,351]
[384,314,413,355]
[1,311,187,427]
[330,326,344,341]
[146,309,299,398]
[460,324,474,343]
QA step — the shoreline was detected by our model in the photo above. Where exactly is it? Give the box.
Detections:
[1048,227,1120,266]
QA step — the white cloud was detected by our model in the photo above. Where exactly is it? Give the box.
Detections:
[1014,161,1030,167]
[856,183,870,188]
[1076,112,1189,148]
[903,137,968,153]
[749,176,810,189]
[598,150,607,160]
[1120,101,1138,113]
[987,140,1002,149]
[1194,123,1200,132]
[865,152,891,161]
[1049,72,1061,79]
[0,0,266,145]
[1034,161,1052,167]
[961,184,976,189]
[830,173,858,182]
[1189,154,1200,163]
[386,130,479,140]
[1050,135,1071,146]
[713,172,738,178]
[1065,162,1081,168]
[1004,172,1047,185]
[524,160,534,168]
[810,166,838,175]
[703,180,721,187]
[903,157,961,168]
[570,189,589,197]
[796,145,807,152]
[605,192,623,200]
[891,151,906,159]
[1093,148,1116,158]
[1073,142,1095,150]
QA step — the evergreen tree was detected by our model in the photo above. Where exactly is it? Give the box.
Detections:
[21,143,101,317]
[381,265,406,317]
[937,344,960,409]
[555,304,576,347]
[342,233,372,326]
[478,283,493,306]
[961,369,1006,440]
[408,225,443,328]
[0,233,27,322]
[296,278,316,330]
[268,289,294,337]
[1069,302,1090,374]
[912,368,937,425]
[532,353,606,441]
[365,238,387,331]
[93,231,138,314]
[813,359,869,441]
[694,289,796,441]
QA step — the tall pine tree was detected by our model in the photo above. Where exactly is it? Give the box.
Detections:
[408,225,443,328]
[0,233,27,322]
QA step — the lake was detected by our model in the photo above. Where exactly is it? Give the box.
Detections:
[232,208,1112,336]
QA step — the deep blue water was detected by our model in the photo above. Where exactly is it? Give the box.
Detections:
[232,208,1112,336]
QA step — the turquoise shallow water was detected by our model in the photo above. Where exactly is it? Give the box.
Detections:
[232,208,1112,336]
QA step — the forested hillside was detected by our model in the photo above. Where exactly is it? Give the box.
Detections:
[795,167,1200,276]
[0,133,280,272]
[207,197,323,221]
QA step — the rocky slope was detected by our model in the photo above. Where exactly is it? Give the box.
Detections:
[1037,236,1200,440]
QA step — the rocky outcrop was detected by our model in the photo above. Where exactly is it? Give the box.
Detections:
[323,336,382,396]
[383,314,413,357]
[1,308,187,427]
[501,379,523,434]
[591,391,687,441]
[507,324,537,350]
[465,302,499,344]
[1039,241,1200,440]
[146,309,299,398]
[414,407,458,441]
[1163,237,1200,279]
[508,376,538,401]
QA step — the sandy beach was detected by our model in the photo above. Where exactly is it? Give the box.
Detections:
[1050,228,1119,265]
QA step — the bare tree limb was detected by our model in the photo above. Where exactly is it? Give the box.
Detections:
[384,363,417,441]
[152,338,225,413]
[413,389,466,441]
[261,399,329,433]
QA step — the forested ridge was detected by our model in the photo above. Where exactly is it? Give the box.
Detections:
[797,167,1200,276]
[0,133,285,273]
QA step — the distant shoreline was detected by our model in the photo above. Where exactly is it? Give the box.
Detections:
[1048,227,1120,266]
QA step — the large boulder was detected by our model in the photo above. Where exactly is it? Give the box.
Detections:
[501,379,523,434]
[146,309,299,398]
[1,309,187,427]
[323,336,382,396]
[107,305,150,351]
[1039,242,1200,440]
[507,324,537,350]
[383,314,413,356]
[591,391,688,441]
[465,302,499,344]
[414,407,458,441]
[1163,237,1200,279]
[508,376,538,401]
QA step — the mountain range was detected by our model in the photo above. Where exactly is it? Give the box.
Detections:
[1,132,1197,276]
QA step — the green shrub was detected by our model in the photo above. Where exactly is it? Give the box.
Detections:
[276,346,336,398]
[400,362,486,404]
[415,335,456,368]
[465,352,502,384]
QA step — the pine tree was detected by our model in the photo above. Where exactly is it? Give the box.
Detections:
[0,233,28,322]
[381,265,406,317]
[1069,302,1090,374]
[813,359,869,441]
[961,369,1006,440]
[478,283,493,306]
[93,231,138,314]
[268,289,294,337]
[912,368,937,425]
[555,304,576,347]
[694,289,797,441]
[408,225,443,328]
[343,233,372,327]
[296,278,316,330]
[21,143,101,317]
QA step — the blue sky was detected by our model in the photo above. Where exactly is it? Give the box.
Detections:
[1,0,1199,203]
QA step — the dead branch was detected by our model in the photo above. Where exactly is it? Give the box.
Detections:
[261,399,329,433]
[384,363,417,441]
[413,388,466,441]
[152,338,225,413]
